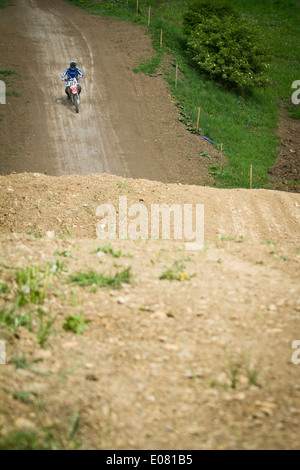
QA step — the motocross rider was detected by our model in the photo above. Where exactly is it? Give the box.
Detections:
[61,61,84,99]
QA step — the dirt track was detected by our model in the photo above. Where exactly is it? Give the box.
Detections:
[0,0,300,451]
[0,0,220,184]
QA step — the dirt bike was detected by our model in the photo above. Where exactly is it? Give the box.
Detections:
[64,77,82,113]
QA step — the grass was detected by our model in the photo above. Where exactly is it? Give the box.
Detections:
[5,91,21,97]
[3,389,38,404]
[54,250,74,258]
[159,260,193,281]
[0,306,54,347]
[0,0,13,8]
[0,280,9,294]
[65,0,300,190]
[0,425,78,450]
[93,243,122,258]
[0,429,53,450]
[15,265,49,306]
[0,307,34,332]
[133,53,163,76]
[68,266,132,289]
[0,262,62,346]
[0,70,18,77]
[63,313,90,335]
[12,354,43,370]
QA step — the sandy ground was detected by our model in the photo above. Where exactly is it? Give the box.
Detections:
[0,0,300,451]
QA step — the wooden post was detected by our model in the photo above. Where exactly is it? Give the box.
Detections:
[148,6,151,26]
[175,63,178,88]
[220,143,223,172]
[160,29,163,48]
[136,0,138,15]
[196,107,200,134]
[250,164,253,189]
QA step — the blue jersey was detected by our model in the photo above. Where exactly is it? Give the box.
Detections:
[61,67,84,80]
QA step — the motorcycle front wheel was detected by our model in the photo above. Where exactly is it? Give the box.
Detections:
[74,94,79,114]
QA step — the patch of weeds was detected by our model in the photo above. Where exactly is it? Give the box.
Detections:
[133,53,163,76]
[58,227,74,239]
[247,364,260,387]
[0,428,62,450]
[215,235,245,243]
[198,150,212,158]
[116,179,130,193]
[6,91,21,97]
[15,265,49,306]
[63,313,90,335]
[54,250,73,258]
[47,259,67,274]
[227,359,240,390]
[37,308,55,348]
[0,307,33,333]
[3,389,38,404]
[263,240,276,246]
[27,230,45,239]
[219,236,236,242]
[68,267,132,290]
[12,354,43,370]
[0,69,18,77]
[0,280,9,294]
[159,260,194,281]
[278,255,290,262]
[215,353,262,390]
[0,305,54,348]
[93,243,121,258]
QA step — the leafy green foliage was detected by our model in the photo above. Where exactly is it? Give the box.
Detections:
[183,0,238,35]
[0,280,9,294]
[63,313,90,335]
[0,0,13,8]
[68,267,132,289]
[15,265,49,306]
[184,4,270,90]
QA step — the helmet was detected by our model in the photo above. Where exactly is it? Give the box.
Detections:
[70,61,76,70]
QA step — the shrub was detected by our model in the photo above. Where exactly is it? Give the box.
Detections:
[185,13,270,90]
[183,0,238,36]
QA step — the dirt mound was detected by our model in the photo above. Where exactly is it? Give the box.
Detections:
[0,172,300,449]
[0,172,299,243]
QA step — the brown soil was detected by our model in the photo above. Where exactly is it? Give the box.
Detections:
[0,0,300,451]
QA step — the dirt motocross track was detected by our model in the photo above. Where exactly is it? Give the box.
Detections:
[0,0,300,451]
[0,0,221,183]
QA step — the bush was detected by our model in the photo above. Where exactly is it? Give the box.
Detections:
[184,4,270,90]
[183,0,238,35]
